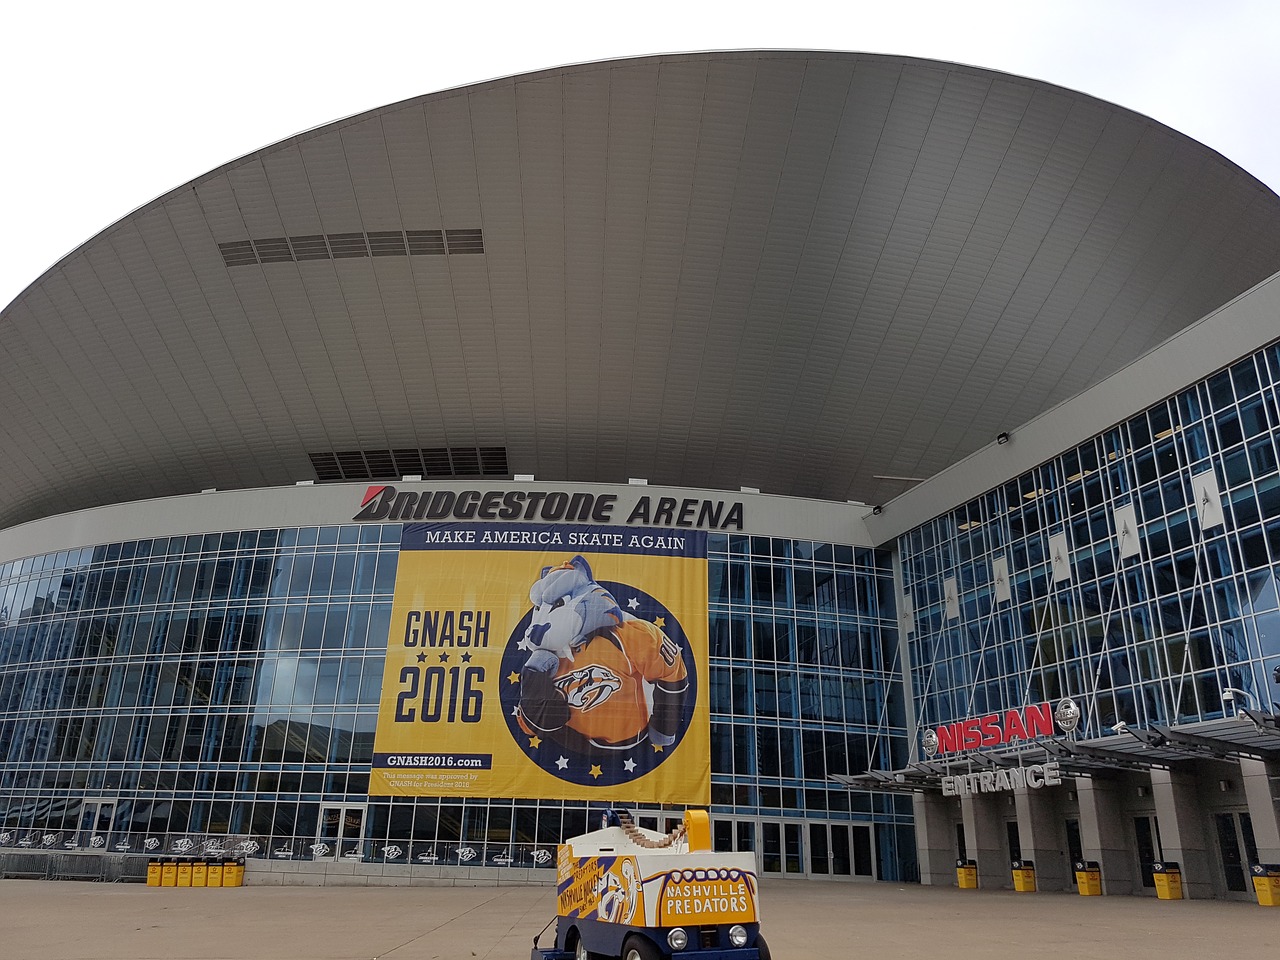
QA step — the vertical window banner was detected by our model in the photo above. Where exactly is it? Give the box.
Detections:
[370,523,709,803]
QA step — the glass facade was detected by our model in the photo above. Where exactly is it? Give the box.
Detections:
[0,526,910,879]
[901,340,1280,742]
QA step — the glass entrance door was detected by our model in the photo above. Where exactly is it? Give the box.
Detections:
[1065,819,1083,888]
[1214,812,1258,895]
[317,805,364,860]
[810,823,830,875]
[783,823,803,874]
[1134,815,1163,889]
[830,825,852,877]
[809,823,859,877]
[759,821,805,876]
[77,799,116,850]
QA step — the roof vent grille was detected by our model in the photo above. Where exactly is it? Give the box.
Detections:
[327,233,370,259]
[219,228,482,268]
[290,235,330,261]
[444,229,485,254]
[406,230,446,255]
[308,447,509,483]
[218,240,257,267]
[252,237,294,263]
[368,231,408,257]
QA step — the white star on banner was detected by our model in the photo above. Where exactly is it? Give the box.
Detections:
[627,597,639,610]
[556,756,569,770]
[623,758,636,772]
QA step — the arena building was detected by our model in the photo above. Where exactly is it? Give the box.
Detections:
[2,51,1280,897]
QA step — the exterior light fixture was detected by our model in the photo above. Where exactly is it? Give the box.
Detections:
[996,432,1011,445]
[1222,687,1259,716]
[872,505,883,516]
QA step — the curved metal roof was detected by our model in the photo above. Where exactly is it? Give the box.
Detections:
[4,50,1280,530]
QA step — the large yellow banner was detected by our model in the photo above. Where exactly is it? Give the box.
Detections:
[370,523,709,803]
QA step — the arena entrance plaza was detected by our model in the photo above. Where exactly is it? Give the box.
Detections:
[1,877,1273,960]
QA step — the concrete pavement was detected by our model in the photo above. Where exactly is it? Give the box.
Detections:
[0,877,1274,960]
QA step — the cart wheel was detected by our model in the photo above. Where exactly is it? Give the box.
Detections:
[755,934,772,960]
[621,935,661,960]
[574,935,599,960]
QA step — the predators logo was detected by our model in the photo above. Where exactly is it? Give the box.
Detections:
[555,665,624,712]
[596,857,642,924]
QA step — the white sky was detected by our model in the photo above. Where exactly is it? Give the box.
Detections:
[2,0,1278,311]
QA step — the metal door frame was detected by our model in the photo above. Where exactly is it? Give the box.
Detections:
[316,803,366,860]
[77,797,118,851]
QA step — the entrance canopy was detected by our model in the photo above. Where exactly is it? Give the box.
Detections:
[836,711,1280,793]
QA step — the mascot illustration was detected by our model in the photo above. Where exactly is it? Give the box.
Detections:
[516,556,688,755]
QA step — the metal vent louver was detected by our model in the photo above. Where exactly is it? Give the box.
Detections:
[219,240,257,266]
[327,233,370,259]
[406,230,445,255]
[218,229,481,268]
[444,229,484,254]
[252,237,293,263]
[308,447,509,482]
[290,235,330,261]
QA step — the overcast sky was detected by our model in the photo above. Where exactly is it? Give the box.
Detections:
[3,0,1277,311]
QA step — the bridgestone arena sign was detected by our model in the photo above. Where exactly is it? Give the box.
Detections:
[354,485,745,530]
[941,762,1063,796]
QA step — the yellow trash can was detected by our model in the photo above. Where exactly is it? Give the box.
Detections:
[1152,861,1183,900]
[1011,859,1037,892]
[222,858,244,887]
[1252,864,1280,906]
[146,859,162,887]
[176,859,192,887]
[956,858,978,889]
[192,859,208,887]
[160,859,178,887]
[206,860,224,887]
[1074,859,1102,896]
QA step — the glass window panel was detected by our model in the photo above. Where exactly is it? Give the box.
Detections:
[358,659,385,704]
[279,607,304,650]
[373,554,398,594]
[331,553,357,596]
[301,609,326,650]
[346,605,372,649]
[311,554,336,595]
[288,555,315,596]
[322,608,348,650]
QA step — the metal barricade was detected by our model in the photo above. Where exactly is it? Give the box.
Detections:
[54,854,106,882]
[104,856,149,883]
[0,851,54,880]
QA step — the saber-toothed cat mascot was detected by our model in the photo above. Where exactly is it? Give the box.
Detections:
[516,555,688,755]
